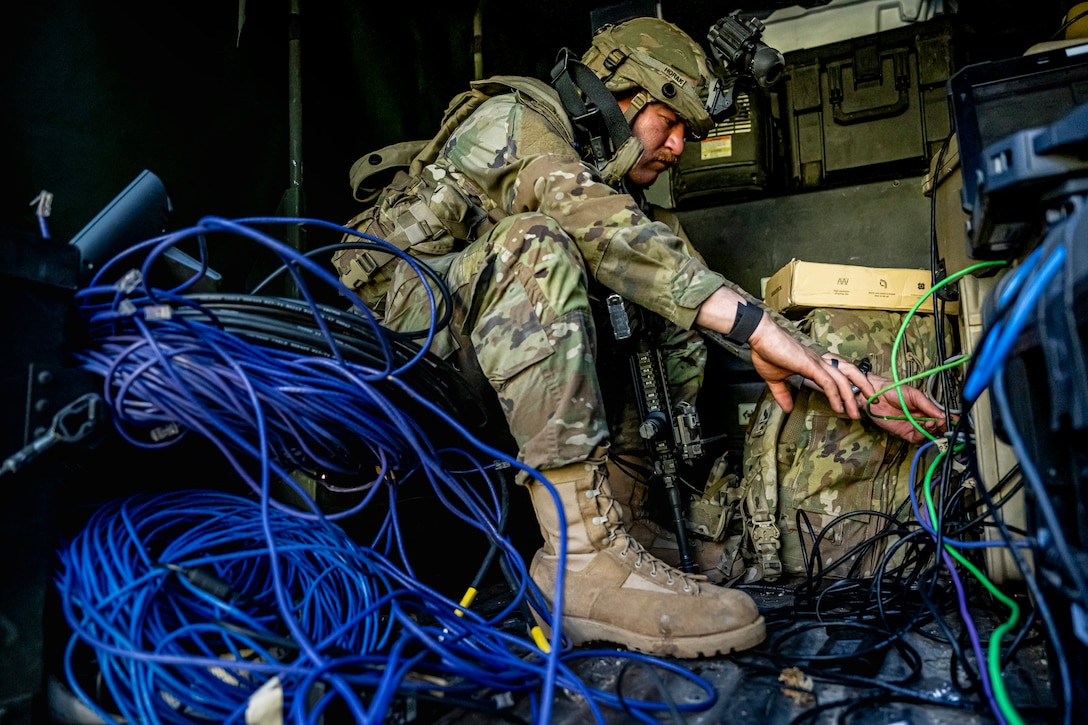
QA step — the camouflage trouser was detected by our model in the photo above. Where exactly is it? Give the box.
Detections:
[386,212,610,481]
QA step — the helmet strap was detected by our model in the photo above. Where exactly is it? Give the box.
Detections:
[600,136,644,188]
[550,48,632,174]
[623,90,653,125]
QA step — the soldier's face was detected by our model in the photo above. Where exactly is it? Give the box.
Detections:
[626,101,687,188]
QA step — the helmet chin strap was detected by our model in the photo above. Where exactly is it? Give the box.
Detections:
[623,90,653,125]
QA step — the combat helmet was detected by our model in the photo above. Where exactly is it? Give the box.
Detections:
[581,16,714,139]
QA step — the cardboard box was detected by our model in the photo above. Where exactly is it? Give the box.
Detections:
[763,258,932,314]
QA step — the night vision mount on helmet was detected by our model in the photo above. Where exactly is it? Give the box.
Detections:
[548,14,784,186]
[706,13,785,123]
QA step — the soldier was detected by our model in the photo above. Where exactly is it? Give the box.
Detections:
[332,16,946,658]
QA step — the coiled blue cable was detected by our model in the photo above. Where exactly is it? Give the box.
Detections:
[963,241,1066,403]
[58,215,718,724]
[56,489,396,724]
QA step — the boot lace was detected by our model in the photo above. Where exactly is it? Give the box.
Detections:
[594,478,700,592]
[617,531,698,592]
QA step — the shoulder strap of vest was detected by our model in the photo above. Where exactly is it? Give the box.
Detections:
[475,75,575,137]
[350,74,582,203]
[408,75,577,178]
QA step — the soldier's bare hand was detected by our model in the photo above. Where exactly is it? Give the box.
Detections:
[747,323,859,419]
[861,373,951,444]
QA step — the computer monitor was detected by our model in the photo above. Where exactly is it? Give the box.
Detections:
[68,169,220,290]
[948,41,1088,257]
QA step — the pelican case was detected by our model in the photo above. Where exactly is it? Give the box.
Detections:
[781,19,957,191]
[663,80,780,209]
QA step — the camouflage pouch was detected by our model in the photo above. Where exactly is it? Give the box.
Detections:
[332,163,491,319]
[740,308,947,581]
[331,75,571,320]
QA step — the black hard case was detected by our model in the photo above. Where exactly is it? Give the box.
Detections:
[781,20,957,191]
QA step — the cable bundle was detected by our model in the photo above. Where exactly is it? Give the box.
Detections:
[56,489,395,724]
[71,220,488,505]
[959,196,1088,725]
[724,245,1065,725]
[58,485,720,724]
[59,215,719,724]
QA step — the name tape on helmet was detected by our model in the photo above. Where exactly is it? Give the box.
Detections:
[660,64,689,90]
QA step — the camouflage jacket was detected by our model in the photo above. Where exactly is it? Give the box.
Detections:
[333,74,823,357]
[473,110,735,331]
[332,75,833,473]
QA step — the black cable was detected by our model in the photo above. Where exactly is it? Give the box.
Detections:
[1049,7,1088,40]
[872,553,929,623]
[754,574,945,703]
[173,292,492,435]
[928,131,960,433]
[939,455,1029,546]
[615,658,684,723]
[791,506,914,599]
[249,241,456,339]
[987,376,1075,725]
[997,598,1038,668]
[468,468,510,594]
[834,691,980,725]
[732,620,994,723]
[774,457,1040,715]
[719,650,990,725]
[872,528,945,633]
[809,509,914,585]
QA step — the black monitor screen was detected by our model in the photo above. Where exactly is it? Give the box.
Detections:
[949,42,1088,216]
[67,169,220,290]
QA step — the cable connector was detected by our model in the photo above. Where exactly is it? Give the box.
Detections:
[529,624,550,653]
[149,421,181,443]
[144,304,173,321]
[117,268,143,294]
[455,586,478,617]
[30,190,53,239]
[29,190,53,217]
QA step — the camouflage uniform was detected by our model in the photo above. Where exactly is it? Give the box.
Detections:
[334,82,825,482]
[333,17,791,658]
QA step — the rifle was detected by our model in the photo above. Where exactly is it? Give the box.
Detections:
[606,294,704,574]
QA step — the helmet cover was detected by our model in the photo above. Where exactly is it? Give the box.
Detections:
[581,17,714,138]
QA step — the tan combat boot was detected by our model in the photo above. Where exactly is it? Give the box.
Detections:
[527,460,765,658]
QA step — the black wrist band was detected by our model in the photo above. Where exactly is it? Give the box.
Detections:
[724,301,764,346]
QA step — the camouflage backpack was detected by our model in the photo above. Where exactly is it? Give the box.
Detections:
[331,75,573,319]
[739,307,948,581]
